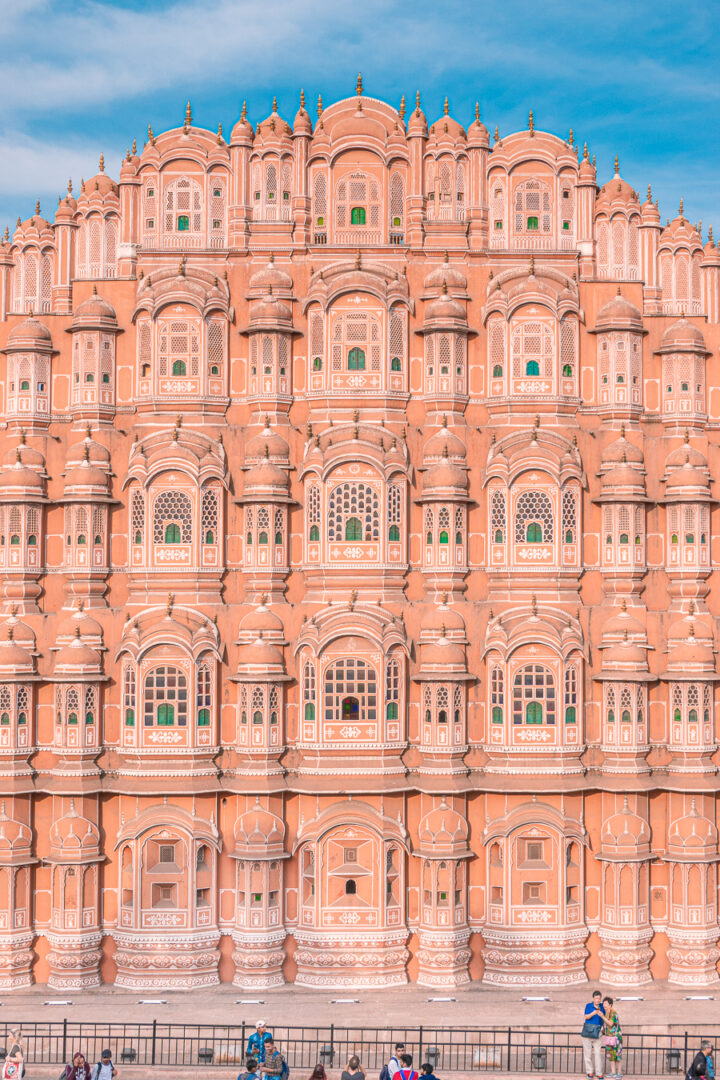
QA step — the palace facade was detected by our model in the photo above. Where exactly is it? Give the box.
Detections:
[0,84,718,990]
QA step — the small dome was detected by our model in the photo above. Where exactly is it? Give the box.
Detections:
[82,172,118,198]
[0,801,32,863]
[668,615,712,645]
[603,606,647,639]
[54,631,102,674]
[425,294,467,322]
[602,798,651,855]
[0,631,34,676]
[249,258,293,292]
[600,463,646,493]
[49,800,101,862]
[234,800,286,857]
[420,600,466,638]
[423,425,466,461]
[236,634,284,671]
[293,100,313,136]
[601,433,644,467]
[418,800,469,855]
[664,460,710,493]
[65,433,111,470]
[64,463,111,491]
[467,107,489,146]
[423,458,468,492]
[668,802,718,858]
[664,440,708,472]
[239,600,285,639]
[6,316,52,347]
[56,606,103,645]
[429,106,466,141]
[594,293,643,333]
[0,456,46,495]
[595,167,638,210]
[658,317,707,354]
[407,96,428,137]
[231,104,255,143]
[245,421,290,462]
[243,460,289,493]
[248,296,293,327]
[72,289,117,325]
[603,638,648,667]
[424,258,468,292]
[421,634,466,669]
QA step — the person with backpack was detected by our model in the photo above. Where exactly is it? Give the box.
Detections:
[91,1049,117,1080]
[239,1057,260,1080]
[420,1064,440,1080]
[259,1041,289,1080]
[396,1055,418,1080]
[381,1044,406,1080]
[687,1042,714,1080]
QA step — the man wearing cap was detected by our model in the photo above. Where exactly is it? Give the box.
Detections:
[247,1022,273,1065]
[91,1049,117,1080]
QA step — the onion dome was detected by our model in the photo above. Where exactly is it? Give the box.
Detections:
[602,602,647,641]
[65,430,111,471]
[593,291,644,334]
[233,799,286,858]
[407,92,428,137]
[601,632,649,672]
[49,800,101,863]
[601,797,651,859]
[54,626,102,676]
[663,455,712,498]
[429,99,466,141]
[0,444,47,499]
[420,630,467,673]
[423,419,466,462]
[238,597,285,642]
[601,430,644,467]
[578,144,596,183]
[0,628,34,677]
[231,101,255,144]
[0,802,33,865]
[293,90,313,136]
[422,451,468,494]
[55,182,77,223]
[14,206,53,242]
[249,257,293,294]
[71,287,118,330]
[81,157,118,198]
[2,607,36,652]
[467,103,489,147]
[667,801,718,859]
[424,254,468,292]
[235,632,285,674]
[595,158,639,211]
[656,317,708,355]
[420,597,466,642]
[6,316,53,349]
[55,604,104,649]
[418,799,470,857]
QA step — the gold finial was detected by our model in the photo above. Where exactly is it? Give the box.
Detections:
[300,88,306,110]
[399,94,406,120]
[355,248,361,270]
[148,124,155,145]
[568,127,573,145]
[442,280,448,295]
[613,154,619,176]
[92,284,97,296]
[709,225,715,245]
[529,254,535,275]
[528,109,534,134]
[272,95,278,113]
[475,101,480,121]
[166,593,175,616]
[415,90,421,114]
[132,137,137,155]
[83,442,89,462]
[240,100,247,122]
[3,226,8,242]
[356,72,363,96]
[349,588,358,610]
[443,96,449,116]
[317,94,323,117]
[353,408,359,423]
[646,183,652,201]
[98,153,105,173]
[125,147,131,163]
[67,178,73,195]
[583,142,589,161]
[493,125,499,143]
[217,121,223,143]
[185,100,192,126]
[178,258,185,276]
[531,595,538,616]
[35,200,40,215]
[679,197,684,220]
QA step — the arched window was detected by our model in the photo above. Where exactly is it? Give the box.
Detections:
[350,207,366,225]
[328,482,380,542]
[303,661,316,725]
[511,320,554,382]
[515,490,554,544]
[124,665,136,727]
[348,347,365,371]
[335,172,380,235]
[164,177,202,240]
[386,657,400,721]
[345,517,362,541]
[153,491,192,545]
[491,665,504,723]
[514,179,551,235]
[196,662,212,726]
[513,665,556,725]
[144,666,188,727]
[324,658,377,726]
[564,665,578,723]
[491,490,506,543]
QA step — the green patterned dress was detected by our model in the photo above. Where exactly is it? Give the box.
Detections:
[603,1009,623,1071]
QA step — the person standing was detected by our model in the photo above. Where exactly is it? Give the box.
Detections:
[687,1042,715,1080]
[601,998,623,1080]
[247,1023,274,1065]
[239,1057,260,1080]
[91,1049,117,1080]
[259,1040,287,1079]
[581,990,605,1080]
[382,1044,405,1080]
[342,1056,365,1080]
[396,1055,418,1080]
[60,1053,92,1080]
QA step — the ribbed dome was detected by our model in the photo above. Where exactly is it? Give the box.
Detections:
[423,458,468,492]
[664,460,710,492]
[236,635,284,670]
[243,460,289,492]
[603,606,646,639]
[0,632,34,675]
[249,258,293,292]
[82,172,118,198]
[244,421,290,461]
[418,800,469,854]
[49,800,101,862]
[425,294,466,322]
[603,638,648,667]
[423,426,466,461]
[65,434,111,470]
[249,297,292,324]
[664,441,708,472]
[658,317,707,353]
[54,631,102,673]
[6,316,52,347]
[72,289,117,324]
[420,601,466,638]
[421,634,466,668]
[594,293,643,333]
[63,463,111,491]
[424,258,468,292]
[234,800,286,857]
[602,798,651,854]
[0,801,33,863]
[239,600,285,639]
[668,802,718,857]
[602,433,644,466]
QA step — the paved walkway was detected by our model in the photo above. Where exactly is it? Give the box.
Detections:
[0,982,716,1032]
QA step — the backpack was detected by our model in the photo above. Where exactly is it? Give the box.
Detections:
[380,1057,400,1080]
[280,1058,290,1080]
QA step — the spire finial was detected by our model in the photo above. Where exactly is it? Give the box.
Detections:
[647,183,652,201]
[568,127,573,145]
[185,100,192,126]
[415,90,421,114]
[531,595,538,616]
[166,593,175,616]
[399,94,406,120]
[98,153,105,173]
[583,141,589,161]
[528,109,534,134]
[317,94,323,117]
[475,101,480,121]
[356,72,363,96]
[443,96,449,116]
[679,197,684,220]
[67,178,73,195]
[355,248,361,270]
[300,88,305,110]
[240,100,247,122]
[148,124,155,145]
[709,225,715,245]
[35,200,40,215]
[614,154,619,176]
[529,253,535,275]
[272,95,277,113]
[494,125,499,143]
[216,121,223,143]
[132,137,137,155]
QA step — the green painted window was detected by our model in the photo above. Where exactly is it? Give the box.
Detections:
[345,517,362,541]
[565,706,576,724]
[526,522,543,543]
[439,530,449,545]
[157,703,175,726]
[198,708,210,726]
[172,359,186,376]
[526,359,540,376]
[527,216,539,230]
[348,347,365,370]
[125,708,135,727]
[526,701,543,724]
[492,706,503,724]
[164,523,181,544]
[350,206,366,225]
[562,364,573,377]
[493,364,503,377]
[309,525,319,541]
[391,357,401,371]
[388,524,400,541]
[177,215,190,231]
[304,703,315,722]
[387,702,398,720]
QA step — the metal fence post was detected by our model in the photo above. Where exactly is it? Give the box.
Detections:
[507,1027,512,1072]
[242,1021,247,1060]
[418,1026,423,1069]
[331,1024,335,1066]
[62,1017,67,1066]
[151,1018,157,1067]
[684,1032,688,1075]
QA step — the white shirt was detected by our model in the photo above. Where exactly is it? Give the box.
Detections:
[388,1058,402,1079]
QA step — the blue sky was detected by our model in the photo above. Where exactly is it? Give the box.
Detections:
[0,0,717,235]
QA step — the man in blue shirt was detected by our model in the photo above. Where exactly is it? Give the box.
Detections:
[247,1022,273,1065]
[582,991,605,1080]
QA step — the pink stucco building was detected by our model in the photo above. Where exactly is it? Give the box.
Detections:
[0,85,717,989]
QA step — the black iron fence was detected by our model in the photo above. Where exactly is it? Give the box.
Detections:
[0,1021,709,1072]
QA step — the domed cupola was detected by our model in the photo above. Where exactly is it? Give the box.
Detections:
[664,614,716,678]
[0,626,35,680]
[53,625,103,678]
[406,91,428,137]
[237,596,286,645]
[48,799,101,864]
[233,798,286,859]
[422,416,467,462]
[668,800,718,860]
[244,417,290,464]
[230,100,255,145]
[292,89,313,137]
[601,796,651,860]
[0,801,33,865]
[0,439,48,501]
[593,290,644,334]
[597,433,648,500]
[419,627,467,676]
[467,102,489,147]
[423,253,468,294]
[248,255,293,297]
[418,799,470,857]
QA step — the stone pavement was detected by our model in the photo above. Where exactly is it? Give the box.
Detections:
[0,982,716,1032]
